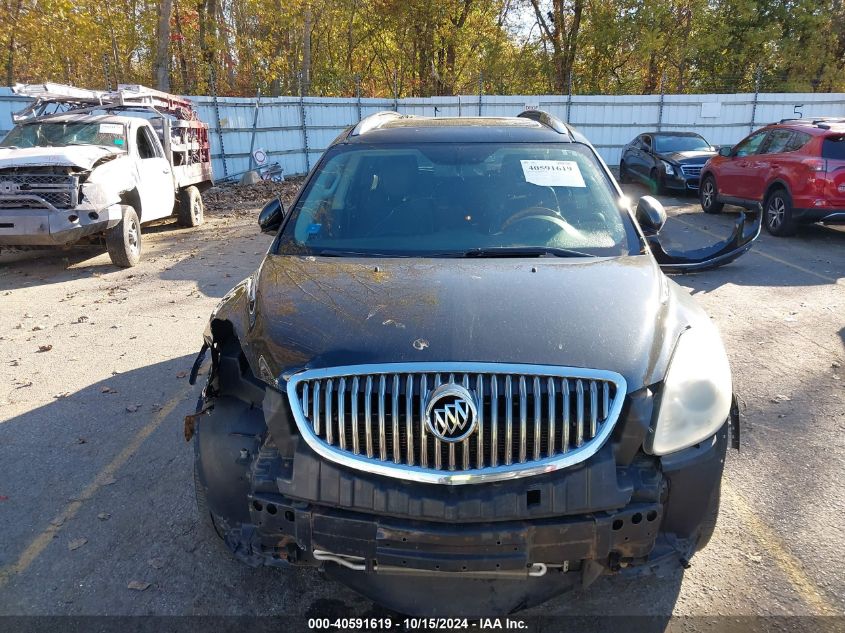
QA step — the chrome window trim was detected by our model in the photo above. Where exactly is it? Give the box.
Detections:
[284,362,628,486]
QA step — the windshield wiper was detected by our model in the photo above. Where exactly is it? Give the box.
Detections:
[462,246,594,258]
[313,249,410,257]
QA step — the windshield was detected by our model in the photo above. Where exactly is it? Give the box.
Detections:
[0,121,127,149]
[279,143,637,258]
[654,135,711,153]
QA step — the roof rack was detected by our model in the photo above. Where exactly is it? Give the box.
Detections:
[777,117,845,127]
[351,111,411,136]
[11,82,199,122]
[517,109,570,135]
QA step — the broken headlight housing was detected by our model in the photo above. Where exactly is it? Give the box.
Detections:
[648,324,732,455]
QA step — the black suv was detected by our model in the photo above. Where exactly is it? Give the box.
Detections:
[187,111,752,616]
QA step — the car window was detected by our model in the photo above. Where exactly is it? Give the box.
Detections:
[733,131,768,157]
[784,131,812,152]
[642,136,652,150]
[822,136,845,160]
[280,142,638,258]
[136,127,159,159]
[653,135,711,153]
[761,129,793,155]
[0,121,126,148]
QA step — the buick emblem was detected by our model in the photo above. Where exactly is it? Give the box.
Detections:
[424,383,478,443]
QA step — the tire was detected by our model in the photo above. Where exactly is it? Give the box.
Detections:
[696,485,721,552]
[618,161,630,184]
[700,176,724,214]
[764,188,797,236]
[105,206,141,267]
[649,169,665,195]
[177,185,204,227]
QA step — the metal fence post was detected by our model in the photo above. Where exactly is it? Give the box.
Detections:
[393,69,399,112]
[298,73,310,172]
[209,66,228,179]
[657,72,665,132]
[355,74,362,121]
[247,89,261,171]
[477,72,483,116]
[750,66,762,133]
[565,70,573,123]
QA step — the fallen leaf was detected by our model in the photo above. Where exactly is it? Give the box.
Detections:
[68,538,88,551]
[176,371,188,379]
[101,386,116,394]
[50,517,65,527]
[37,345,53,353]
[31,325,44,331]
[126,405,140,413]
[127,581,151,591]
[53,392,71,399]
[102,476,117,486]
[148,558,166,570]
[97,512,111,521]
[75,438,87,445]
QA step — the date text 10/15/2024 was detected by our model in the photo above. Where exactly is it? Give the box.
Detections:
[307,618,529,630]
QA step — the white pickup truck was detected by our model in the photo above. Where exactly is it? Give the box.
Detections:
[0,84,214,267]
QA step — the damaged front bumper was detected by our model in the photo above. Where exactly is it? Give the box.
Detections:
[0,200,122,246]
[192,381,728,615]
[652,206,762,273]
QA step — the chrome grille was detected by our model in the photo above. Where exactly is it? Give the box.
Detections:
[680,165,702,178]
[0,172,78,209]
[286,363,626,485]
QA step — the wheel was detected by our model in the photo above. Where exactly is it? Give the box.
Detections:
[618,161,630,184]
[696,484,721,552]
[764,188,797,236]
[178,186,204,227]
[700,176,724,214]
[649,169,665,195]
[105,206,141,267]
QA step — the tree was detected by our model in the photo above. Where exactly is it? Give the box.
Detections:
[154,0,174,90]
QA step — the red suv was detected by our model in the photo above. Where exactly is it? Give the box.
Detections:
[699,118,845,236]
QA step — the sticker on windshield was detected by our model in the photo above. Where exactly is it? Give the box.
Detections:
[520,160,586,187]
[99,123,123,135]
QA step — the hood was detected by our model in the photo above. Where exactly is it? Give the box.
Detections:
[0,145,124,170]
[658,150,715,165]
[240,254,701,391]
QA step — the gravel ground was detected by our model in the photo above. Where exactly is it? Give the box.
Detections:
[0,181,843,627]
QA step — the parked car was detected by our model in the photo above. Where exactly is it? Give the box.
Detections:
[619,132,717,194]
[187,110,747,617]
[0,83,213,266]
[700,118,845,236]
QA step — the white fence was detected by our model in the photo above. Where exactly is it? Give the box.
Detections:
[1,88,843,179]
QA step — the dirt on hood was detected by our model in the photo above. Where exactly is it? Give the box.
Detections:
[203,177,305,214]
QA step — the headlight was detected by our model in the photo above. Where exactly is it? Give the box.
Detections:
[647,324,732,455]
[661,160,675,176]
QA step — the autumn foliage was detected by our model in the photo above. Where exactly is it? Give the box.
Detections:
[1,0,843,97]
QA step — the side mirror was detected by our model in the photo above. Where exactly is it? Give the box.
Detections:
[718,146,733,157]
[258,197,285,234]
[636,196,667,236]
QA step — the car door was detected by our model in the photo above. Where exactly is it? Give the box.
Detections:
[133,124,175,222]
[718,130,769,201]
[638,135,656,178]
[746,128,793,201]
